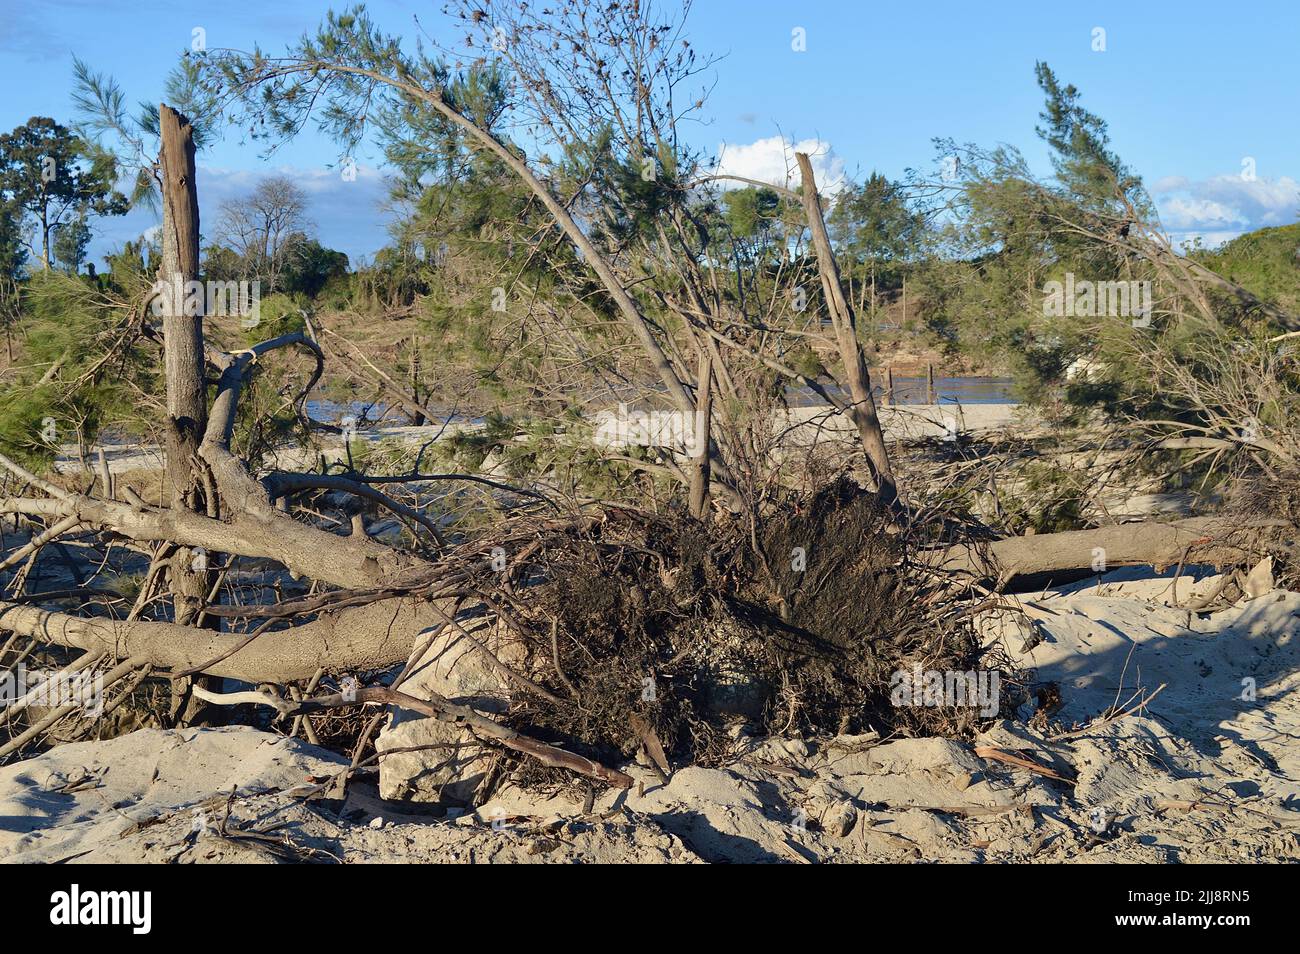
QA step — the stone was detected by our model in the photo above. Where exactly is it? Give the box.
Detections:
[376,621,524,804]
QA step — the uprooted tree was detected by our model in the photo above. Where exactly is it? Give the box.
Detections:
[1,2,1296,791]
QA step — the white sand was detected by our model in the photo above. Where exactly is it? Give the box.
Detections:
[2,569,1297,863]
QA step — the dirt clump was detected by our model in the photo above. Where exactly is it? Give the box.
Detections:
[442,480,1015,795]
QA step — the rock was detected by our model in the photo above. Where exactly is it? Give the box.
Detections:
[376,716,494,805]
[1243,556,1274,600]
[376,621,525,804]
[830,736,982,778]
[823,801,858,838]
[802,777,857,837]
[824,737,1019,812]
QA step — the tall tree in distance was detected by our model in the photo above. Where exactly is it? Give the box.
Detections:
[52,210,92,274]
[215,175,310,291]
[0,117,127,268]
[829,172,922,315]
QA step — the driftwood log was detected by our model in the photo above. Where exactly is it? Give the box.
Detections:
[0,597,438,683]
[934,516,1292,583]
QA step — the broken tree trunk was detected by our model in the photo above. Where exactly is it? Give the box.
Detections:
[158,103,218,723]
[688,348,713,519]
[0,596,440,684]
[157,104,210,621]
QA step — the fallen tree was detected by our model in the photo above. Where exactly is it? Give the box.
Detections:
[933,515,1293,584]
[4,3,1298,806]
[0,596,438,683]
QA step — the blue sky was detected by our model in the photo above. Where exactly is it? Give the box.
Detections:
[2,0,1297,267]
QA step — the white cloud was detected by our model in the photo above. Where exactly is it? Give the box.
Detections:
[1161,195,1245,230]
[1150,175,1189,194]
[712,135,847,195]
[1156,173,1300,247]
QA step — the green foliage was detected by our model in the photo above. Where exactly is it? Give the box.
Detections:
[380,141,597,408]
[104,238,158,292]
[426,412,516,472]
[192,5,708,425]
[1001,460,1090,534]
[281,239,349,298]
[723,187,780,238]
[407,409,675,507]
[570,129,678,249]
[0,270,154,468]
[1194,223,1300,317]
[0,198,26,280]
[314,271,354,311]
[350,245,430,313]
[0,117,128,267]
[1033,62,1145,214]
[71,54,220,211]
[829,173,922,287]
[52,211,91,273]
[720,186,792,269]
[786,342,826,380]
[0,201,25,345]
[201,243,243,283]
[912,63,1162,410]
[243,291,306,345]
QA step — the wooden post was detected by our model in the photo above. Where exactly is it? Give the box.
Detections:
[926,363,936,404]
[885,366,895,407]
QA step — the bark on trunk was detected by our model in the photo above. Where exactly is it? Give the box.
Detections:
[39,207,50,269]
[1,492,429,590]
[933,516,1289,583]
[158,104,218,723]
[0,597,441,683]
[158,105,206,511]
[157,104,212,626]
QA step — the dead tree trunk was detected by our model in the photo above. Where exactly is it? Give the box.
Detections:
[157,104,217,722]
[933,516,1290,585]
[688,348,714,519]
[408,333,426,425]
[157,105,209,614]
[795,153,897,503]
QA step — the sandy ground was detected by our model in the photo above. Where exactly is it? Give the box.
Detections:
[1,568,1297,864]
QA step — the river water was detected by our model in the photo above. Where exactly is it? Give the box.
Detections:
[307,376,1019,425]
[790,376,1017,406]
